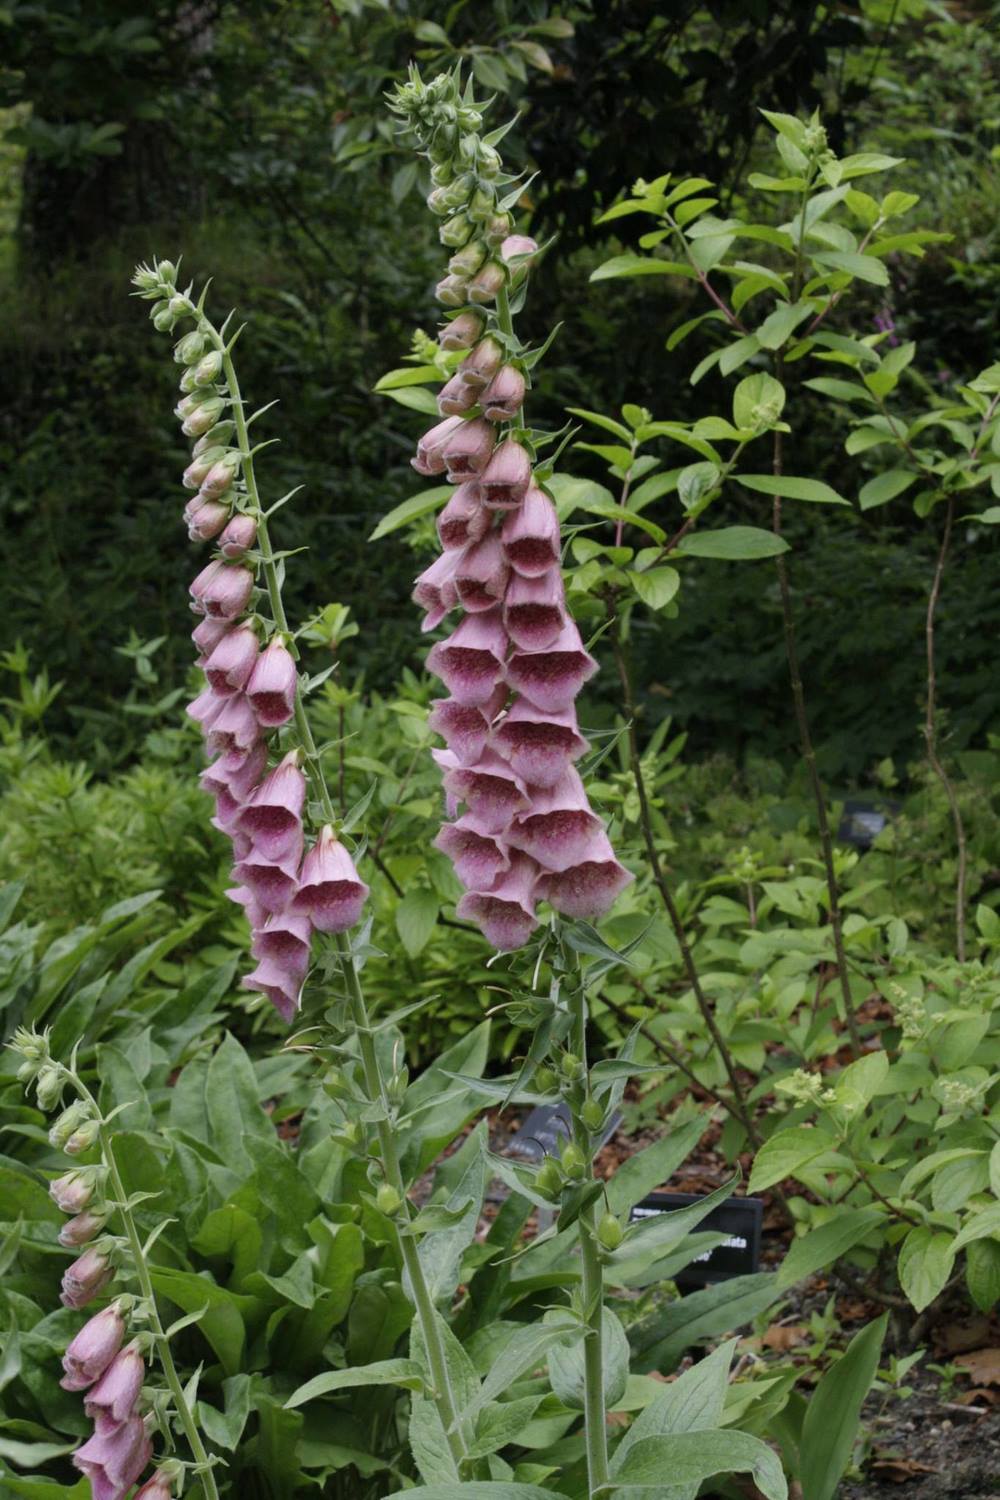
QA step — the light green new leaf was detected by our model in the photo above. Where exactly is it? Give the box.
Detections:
[401,1488,553,1500]
[748,1127,837,1192]
[548,1307,629,1411]
[755,301,812,351]
[679,526,789,561]
[630,566,680,610]
[733,371,786,429]
[952,1202,1000,1254]
[590,254,696,283]
[832,1050,888,1115]
[395,889,439,958]
[610,1430,786,1499]
[859,469,918,511]
[606,1116,706,1216]
[380,385,442,414]
[285,1359,425,1410]
[777,1209,884,1289]
[369,485,452,541]
[898,1227,955,1312]
[374,365,441,391]
[813,251,890,286]
[736,474,849,506]
[800,1314,888,1500]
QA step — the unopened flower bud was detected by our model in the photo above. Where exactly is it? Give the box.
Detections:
[482,365,526,422]
[178,366,199,394]
[431,161,454,186]
[468,260,506,305]
[60,1245,114,1309]
[460,337,504,391]
[439,310,485,350]
[134,1465,179,1500]
[440,213,474,248]
[200,456,239,497]
[533,1066,557,1094]
[477,144,502,178]
[443,172,476,208]
[49,1100,94,1149]
[174,331,206,365]
[11,1027,49,1064]
[484,212,513,246]
[448,240,487,279]
[561,1142,586,1179]
[194,350,223,385]
[184,498,230,542]
[597,1212,624,1250]
[560,1052,583,1080]
[50,1167,103,1215]
[153,307,174,332]
[435,274,469,308]
[65,1117,102,1156]
[35,1064,65,1111]
[193,421,234,454]
[60,1302,124,1385]
[581,1097,605,1131]
[218,514,257,559]
[156,259,177,283]
[437,373,478,417]
[182,396,225,437]
[467,186,496,222]
[59,1210,108,1247]
[376,1183,402,1216]
[536,1159,563,1201]
[427,187,452,216]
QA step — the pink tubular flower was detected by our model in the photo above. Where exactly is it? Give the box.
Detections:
[184,498,229,541]
[437,747,530,834]
[468,260,506,304]
[434,814,512,890]
[241,957,304,1022]
[73,1413,152,1500]
[50,1169,98,1215]
[437,372,478,416]
[413,415,464,476]
[412,550,459,631]
[218,513,258,559]
[533,830,634,919]
[479,439,532,510]
[453,533,509,613]
[492,699,587,788]
[204,625,259,696]
[235,751,306,862]
[84,1342,145,1426]
[232,845,301,914]
[191,614,232,657]
[204,694,261,756]
[439,309,485,350]
[61,1305,124,1389]
[59,1211,107,1248]
[505,620,598,713]
[501,486,561,576]
[503,568,567,651]
[482,365,526,422]
[252,911,312,978]
[459,336,504,391]
[506,767,603,871]
[61,1246,113,1311]
[246,638,298,726]
[134,1468,176,1500]
[457,851,540,950]
[427,685,507,763]
[188,558,222,613]
[442,417,495,483]
[199,563,255,620]
[200,740,267,803]
[185,685,226,735]
[435,273,470,307]
[290,825,369,932]
[437,483,490,551]
[226,883,269,933]
[426,607,508,706]
[500,234,539,265]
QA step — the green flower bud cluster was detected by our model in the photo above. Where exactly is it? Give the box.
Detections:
[774,1068,836,1107]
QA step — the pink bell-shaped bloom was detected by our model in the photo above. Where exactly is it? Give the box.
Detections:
[85,1342,145,1426]
[252,910,312,978]
[454,532,510,613]
[503,567,567,651]
[435,273,470,307]
[290,825,369,932]
[241,957,304,1022]
[59,1210,107,1248]
[501,234,539,264]
[459,336,504,391]
[61,1246,113,1310]
[506,767,604,871]
[434,814,512,890]
[442,417,495,483]
[437,482,490,550]
[439,309,485,350]
[61,1304,124,1388]
[189,559,222,613]
[184,497,229,541]
[412,416,464,476]
[232,846,301,914]
[437,372,478,417]
[50,1168,99,1215]
[191,615,232,657]
[200,741,267,803]
[533,830,634,919]
[428,685,507,763]
[204,625,259,696]
[505,620,598,713]
[226,883,269,934]
[235,751,306,861]
[426,607,508,707]
[479,439,532,511]
[218,514,258,559]
[246,638,298,726]
[73,1413,152,1500]
[134,1468,176,1500]
[204,694,261,756]
[199,563,255,620]
[501,486,561,577]
[492,699,587,788]
[200,459,237,498]
[412,549,460,631]
[185,686,226,735]
[468,260,506,305]
[457,851,540,950]
[482,365,526,423]
[438,747,530,834]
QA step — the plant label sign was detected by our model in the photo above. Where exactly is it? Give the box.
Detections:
[506,1101,621,1161]
[630,1192,763,1288]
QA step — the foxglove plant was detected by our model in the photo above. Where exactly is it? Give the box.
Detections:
[388,66,633,953]
[10,1028,194,1500]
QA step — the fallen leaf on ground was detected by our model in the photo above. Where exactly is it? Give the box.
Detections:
[870,1456,939,1482]
[955,1348,1000,1386]
[761,1323,809,1352]
[934,1317,992,1356]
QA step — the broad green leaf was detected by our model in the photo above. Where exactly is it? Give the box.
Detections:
[380,386,441,414]
[149,1268,253,1376]
[736,474,849,506]
[898,1227,955,1312]
[401,1488,553,1500]
[206,1032,273,1171]
[832,1051,888,1115]
[799,1315,888,1500]
[285,1359,424,1410]
[630,567,680,610]
[900,1148,986,1199]
[374,365,441,391]
[838,152,905,179]
[590,255,696,283]
[813,251,890,286]
[369,486,452,542]
[858,469,917,511]
[566,407,633,442]
[606,1116,706,1216]
[776,1210,883,1289]
[755,301,811,351]
[804,377,875,404]
[952,1202,1000,1254]
[733,372,786,430]
[611,1430,786,1500]
[547,1307,629,1411]
[678,526,789,561]
[845,426,893,455]
[611,1339,736,1500]
[748,1127,836,1192]
[608,1179,737,1287]
[395,888,440,958]
[966,1238,1000,1314]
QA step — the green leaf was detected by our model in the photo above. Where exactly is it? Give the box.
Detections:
[965,1238,1000,1314]
[898,1227,955,1312]
[590,254,697,283]
[736,474,849,506]
[374,365,441,391]
[395,888,439,958]
[832,1051,888,1115]
[548,1307,629,1411]
[804,377,875,404]
[748,1127,836,1192]
[565,407,633,442]
[149,1268,253,1376]
[777,1210,884,1289]
[206,1032,273,1171]
[755,300,812,351]
[799,1315,888,1500]
[611,1430,786,1499]
[285,1359,424,1410]
[630,567,680,611]
[813,251,890,286]
[401,1488,553,1500]
[380,386,442,414]
[845,425,893,454]
[952,1202,1000,1254]
[369,486,453,542]
[838,152,905,179]
[733,372,786,430]
[678,526,789,561]
[606,1117,705,1217]
[631,1273,782,1372]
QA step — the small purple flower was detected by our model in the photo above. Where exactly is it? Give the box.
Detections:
[59,1210,108,1248]
[246,638,298,727]
[218,513,258,559]
[456,851,540,950]
[84,1342,145,1426]
[61,1247,114,1311]
[73,1412,152,1500]
[289,826,369,933]
[61,1304,124,1387]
